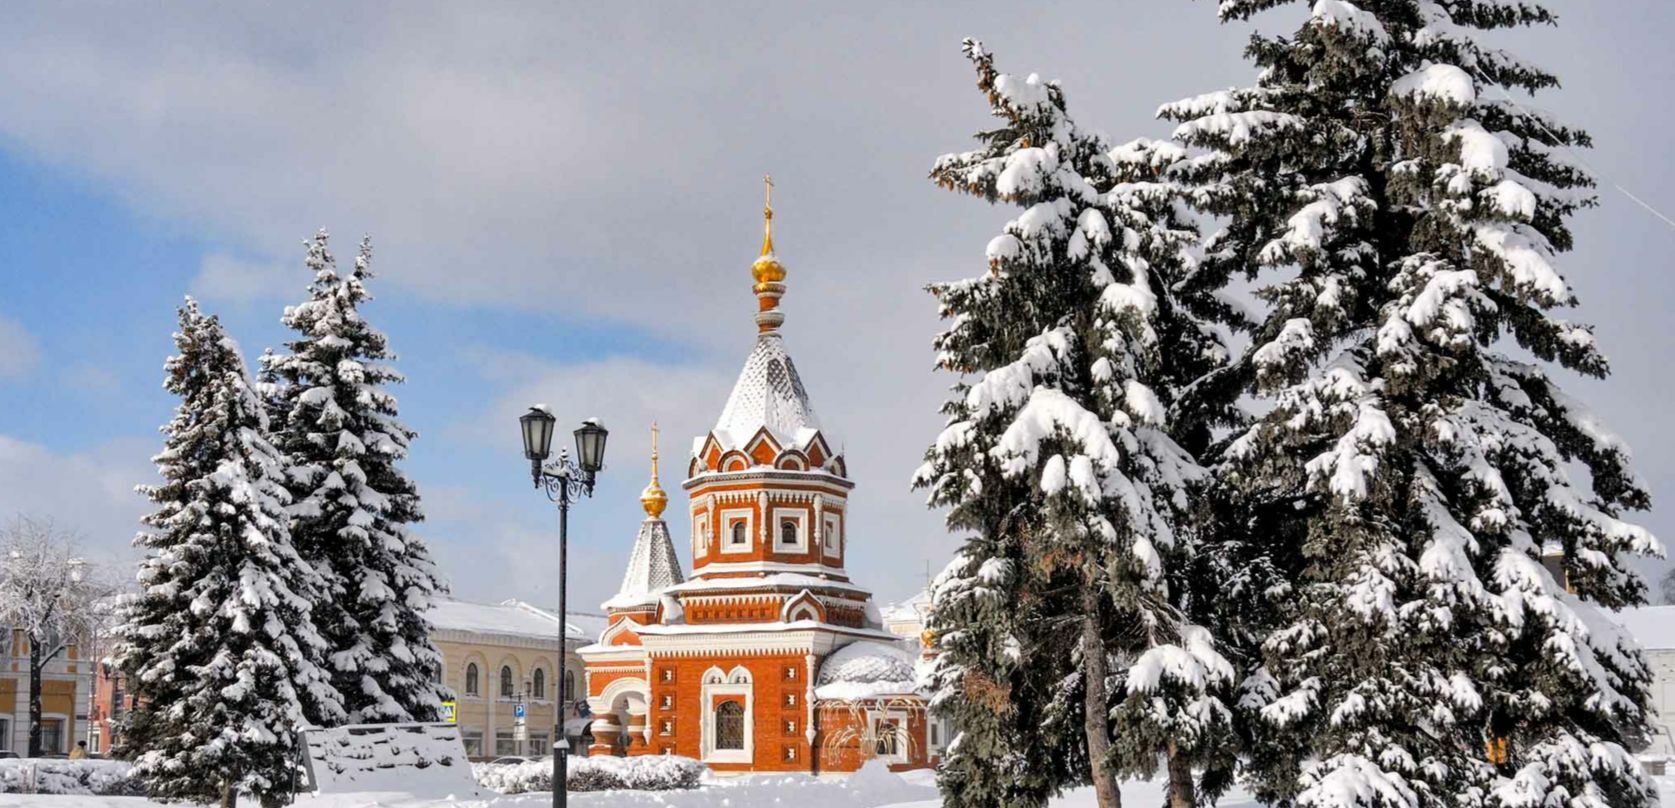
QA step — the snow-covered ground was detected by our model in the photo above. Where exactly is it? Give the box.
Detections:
[9,769,1675,808]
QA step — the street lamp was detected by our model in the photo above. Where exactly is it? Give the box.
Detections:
[519,406,607,808]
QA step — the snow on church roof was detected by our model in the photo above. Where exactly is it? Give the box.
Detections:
[602,517,686,611]
[815,640,922,701]
[705,333,826,453]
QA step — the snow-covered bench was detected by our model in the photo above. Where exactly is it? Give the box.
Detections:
[297,721,480,798]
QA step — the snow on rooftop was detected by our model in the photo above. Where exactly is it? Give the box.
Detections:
[1614,605,1675,651]
[602,518,685,612]
[662,572,871,598]
[814,640,922,701]
[425,599,600,642]
[707,333,829,453]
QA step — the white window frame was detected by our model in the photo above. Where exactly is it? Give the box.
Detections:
[700,666,754,764]
[822,513,842,558]
[720,508,754,555]
[772,508,808,554]
[867,709,910,764]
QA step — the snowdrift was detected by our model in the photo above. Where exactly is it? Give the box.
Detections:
[0,758,143,796]
[473,754,706,794]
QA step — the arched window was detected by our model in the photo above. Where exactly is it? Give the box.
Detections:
[714,701,745,750]
[563,671,576,702]
[780,519,797,545]
[731,521,747,546]
[465,663,480,696]
[532,669,546,700]
[500,666,514,698]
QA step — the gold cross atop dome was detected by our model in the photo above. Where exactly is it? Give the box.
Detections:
[751,175,788,334]
[640,422,668,518]
[752,175,786,293]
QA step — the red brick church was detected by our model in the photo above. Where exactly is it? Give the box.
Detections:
[577,184,933,773]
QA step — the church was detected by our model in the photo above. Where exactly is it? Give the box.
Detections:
[577,184,935,773]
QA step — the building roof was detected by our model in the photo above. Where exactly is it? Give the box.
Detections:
[1615,605,1675,651]
[704,333,826,454]
[813,640,921,701]
[425,599,599,642]
[602,517,686,612]
[880,588,931,625]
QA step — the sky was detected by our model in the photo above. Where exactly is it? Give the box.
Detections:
[1,1,1672,615]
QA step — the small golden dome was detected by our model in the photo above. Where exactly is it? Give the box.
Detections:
[640,423,668,519]
[752,176,786,292]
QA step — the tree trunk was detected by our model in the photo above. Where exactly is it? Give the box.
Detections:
[1080,590,1121,808]
[28,636,43,757]
[221,780,237,808]
[1165,740,1195,808]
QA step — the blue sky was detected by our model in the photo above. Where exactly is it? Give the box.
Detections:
[1,1,1672,612]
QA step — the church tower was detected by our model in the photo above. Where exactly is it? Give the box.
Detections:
[580,181,929,773]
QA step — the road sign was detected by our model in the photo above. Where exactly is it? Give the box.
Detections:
[514,703,526,720]
[513,724,528,742]
[439,700,457,725]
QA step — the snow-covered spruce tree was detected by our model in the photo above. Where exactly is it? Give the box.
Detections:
[915,41,1235,808]
[114,298,341,808]
[1161,3,1662,806]
[262,232,447,724]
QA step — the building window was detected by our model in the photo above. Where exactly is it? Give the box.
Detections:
[40,719,64,755]
[465,663,480,696]
[786,666,797,681]
[533,669,546,700]
[501,666,516,698]
[660,694,673,709]
[780,519,797,546]
[563,671,576,702]
[530,733,549,754]
[661,720,673,736]
[714,701,745,751]
[785,719,796,734]
[462,730,484,757]
[784,693,796,707]
[0,628,11,658]
[495,731,517,756]
[784,746,797,762]
[823,515,841,555]
[873,717,903,759]
[0,718,9,751]
[730,520,748,547]
[661,668,674,683]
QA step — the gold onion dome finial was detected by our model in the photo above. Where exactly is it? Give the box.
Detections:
[640,422,668,518]
[751,175,788,334]
[752,175,786,291]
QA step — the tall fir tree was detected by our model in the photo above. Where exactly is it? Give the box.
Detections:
[262,231,448,724]
[915,41,1236,808]
[114,298,342,808]
[1160,2,1663,806]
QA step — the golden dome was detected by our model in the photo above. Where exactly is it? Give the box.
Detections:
[752,175,786,292]
[640,423,668,519]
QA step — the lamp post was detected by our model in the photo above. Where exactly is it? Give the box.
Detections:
[519,406,607,808]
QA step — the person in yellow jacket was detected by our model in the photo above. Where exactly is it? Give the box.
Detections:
[69,740,87,760]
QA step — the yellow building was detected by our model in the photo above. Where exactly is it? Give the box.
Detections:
[426,599,604,760]
[1,627,93,756]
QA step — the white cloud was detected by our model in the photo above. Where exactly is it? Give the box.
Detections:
[0,315,41,379]
[191,253,299,304]
[0,434,154,579]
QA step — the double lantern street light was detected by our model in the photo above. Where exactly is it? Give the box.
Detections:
[518,406,608,808]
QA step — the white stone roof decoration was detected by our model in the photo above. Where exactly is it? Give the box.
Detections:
[602,517,686,611]
[813,640,922,701]
[705,333,828,453]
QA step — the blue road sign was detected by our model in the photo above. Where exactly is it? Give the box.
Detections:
[514,703,526,720]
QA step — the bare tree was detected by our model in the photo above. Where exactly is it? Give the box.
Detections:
[0,516,108,757]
